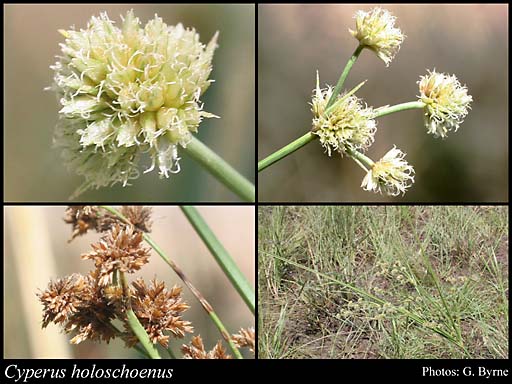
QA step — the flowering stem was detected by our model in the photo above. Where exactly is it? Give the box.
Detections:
[120,271,162,359]
[373,101,425,118]
[182,136,255,202]
[346,147,374,171]
[258,132,316,172]
[258,101,425,172]
[99,206,243,359]
[180,206,255,314]
[326,44,364,110]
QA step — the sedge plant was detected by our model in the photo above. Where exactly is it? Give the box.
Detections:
[258,7,472,197]
[38,206,255,359]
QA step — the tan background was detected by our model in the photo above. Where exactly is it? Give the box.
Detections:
[4,206,255,358]
[4,4,255,202]
[258,4,508,202]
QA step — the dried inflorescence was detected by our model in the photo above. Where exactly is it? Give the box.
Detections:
[127,278,193,348]
[181,336,232,359]
[64,206,102,241]
[81,225,151,286]
[39,273,91,328]
[38,271,119,344]
[41,205,194,351]
[121,206,153,233]
[64,205,153,241]
[232,327,255,354]
[41,206,252,358]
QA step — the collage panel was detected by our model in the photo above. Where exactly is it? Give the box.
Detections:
[258,206,508,359]
[4,206,255,359]
[257,4,507,202]
[5,3,255,203]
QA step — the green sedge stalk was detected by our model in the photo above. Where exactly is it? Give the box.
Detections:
[180,206,255,314]
[182,136,255,202]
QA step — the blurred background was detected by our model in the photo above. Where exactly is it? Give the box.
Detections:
[4,206,255,358]
[258,4,508,202]
[4,4,255,202]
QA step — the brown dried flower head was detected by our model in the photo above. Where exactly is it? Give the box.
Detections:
[232,327,255,353]
[67,271,119,344]
[121,206,153,233]
[38,273,91,327]
[82,225,151,286]
[181,335,232,359]
[129,278,193,348]
[38,271,118,344]
[64,206,102,241]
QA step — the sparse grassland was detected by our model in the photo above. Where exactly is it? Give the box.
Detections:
[258,206,508,359]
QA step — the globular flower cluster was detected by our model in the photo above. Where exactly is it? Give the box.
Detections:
[306,7,474,197]
[361,146,415,196]
[128,278,193,348]
[39,206,192,348]
[232,327,255,353]
[418,70,473,138]
[311,73,376,156]
[50,11,219,195]
[349,7,405,67]
[181,335,232,359]
[81,225,151,286]
[64,205,152,241]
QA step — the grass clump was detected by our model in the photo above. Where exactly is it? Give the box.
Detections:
[258,206,508,359]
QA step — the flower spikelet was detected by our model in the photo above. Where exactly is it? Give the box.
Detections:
[38,273,92,328]
[418,70,472,138]
[50,10,219,195]
[311,72,376,156]
[232,327,255,353]
[121,206,153,233]
[181,335,232,359]
[38,271,118,344]
[349,7,404,67]
[128,278,193,348]
[64,205,102,241]
[361,146,415,196]
[81,225,151,286]
[67,270,119,344]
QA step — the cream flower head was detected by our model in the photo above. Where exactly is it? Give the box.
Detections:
[50,10,219,196]
[349,7,405,67]
[311,72,376,156]
[418,70,472,138]
[361,146,414,196]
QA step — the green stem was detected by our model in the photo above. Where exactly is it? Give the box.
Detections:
[373,101,425,118]
[326,44,364,109]
[182,136,255,202]
[120,271,161,359]
[258,101,426,172]
[346,147,374,170]
[258,132,315,172]
[126,308,161,359]
[100,205,243,359]
[180,206,255,314]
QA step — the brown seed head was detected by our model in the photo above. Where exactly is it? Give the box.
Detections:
[232,327,255,354]
[81,225,151,286]
[64,206,101,241]
[181,335,232,359]
[128,278,193,348]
